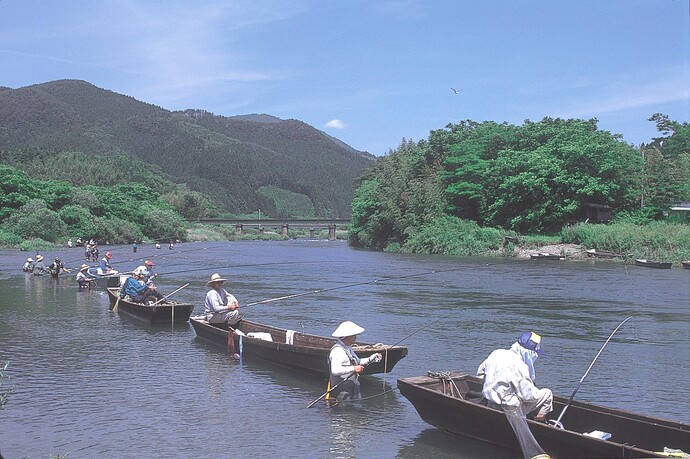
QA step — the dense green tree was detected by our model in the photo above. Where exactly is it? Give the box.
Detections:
[443,118,642,232]
[162,189,210,220]
[349,138,445,249]
[3,199,66,242]
[639,114,690,215]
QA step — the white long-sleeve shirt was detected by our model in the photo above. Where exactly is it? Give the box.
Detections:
[476,344,543,408]
[204,288,238,314]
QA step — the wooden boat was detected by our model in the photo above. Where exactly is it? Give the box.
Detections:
[88,268,123,288]
[530,253,564,260]
[585,248,625,259]
[682,261,690,270]
[634,259,672,269]
[190,315,408,376]
[398,372,690,459]
[106,287,194,324]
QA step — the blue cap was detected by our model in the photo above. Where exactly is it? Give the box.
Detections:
[518,332,544,355]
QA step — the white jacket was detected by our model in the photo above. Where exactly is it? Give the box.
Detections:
[476,343,543,408]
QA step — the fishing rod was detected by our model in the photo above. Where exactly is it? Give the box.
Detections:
[549,316,633,429]
[156,260,334,277]
[244,267,465,308]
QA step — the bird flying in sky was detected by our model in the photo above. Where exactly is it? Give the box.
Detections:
[451,88,462,94]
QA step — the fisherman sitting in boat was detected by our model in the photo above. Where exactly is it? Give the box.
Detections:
[23,257,35,272]
[133,260,155,283]
[204,273,242,326]
[476,331,553,422]
[98,251,117,276]
[327,321,382,402]
[76,264,96,289]
[120,271,164,303]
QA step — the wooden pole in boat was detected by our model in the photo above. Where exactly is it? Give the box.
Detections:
[550,316,633,429]
[152,283,189,306]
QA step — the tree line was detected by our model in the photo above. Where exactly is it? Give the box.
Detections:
[349,115,690,254]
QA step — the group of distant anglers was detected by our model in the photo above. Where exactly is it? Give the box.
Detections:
[21,237,179,289]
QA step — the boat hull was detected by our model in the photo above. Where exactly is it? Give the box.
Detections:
[530,253,564,260]
[634,259,672,269]
[106,288,194,324]
[398,372,690,459]
[190,316,407,376]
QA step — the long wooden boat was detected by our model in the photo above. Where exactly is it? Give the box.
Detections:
[634,259,672,269]
[681,261,690,270]
[530,253,564,260]
[585,248,625,259]
[398,372,690,459]
[190,315,408,376]
[106,287,194,324]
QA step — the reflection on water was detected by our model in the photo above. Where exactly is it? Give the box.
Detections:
[1,241,689,458]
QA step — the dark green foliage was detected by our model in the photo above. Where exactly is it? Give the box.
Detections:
[441,118,642,233]
[257,185,315,218]
[0,80,373,218]
[400,215,502,255]
[3,199,67,242]
[0,164,185,244]
[349,139,445,250]
[639,114,690,216]
[351,116,688,253]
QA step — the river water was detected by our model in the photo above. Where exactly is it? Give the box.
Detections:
[0,240,688,458]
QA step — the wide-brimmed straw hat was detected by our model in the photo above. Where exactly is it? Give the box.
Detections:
[332,321,365,338]
[35,255,44,261]
[144,260,154,266]
[80,264,89,271]
[206,273,228,286]
[27,257,33,262]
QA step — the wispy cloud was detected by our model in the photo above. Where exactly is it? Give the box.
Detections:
[325,119,347,129]
[564,72,689,117]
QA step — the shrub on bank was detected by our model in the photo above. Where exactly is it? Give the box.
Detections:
[19,238,54,252]
[399,215,502,255]
[561,221,690,261]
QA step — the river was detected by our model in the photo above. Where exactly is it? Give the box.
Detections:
[0,240,688,458]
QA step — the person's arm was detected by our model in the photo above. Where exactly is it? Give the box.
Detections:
[224,291,240,311]
[330,347,363,377]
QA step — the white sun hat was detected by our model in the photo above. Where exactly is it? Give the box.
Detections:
[332,321,365,338]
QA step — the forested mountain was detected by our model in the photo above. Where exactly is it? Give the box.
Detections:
[0,79,375,218]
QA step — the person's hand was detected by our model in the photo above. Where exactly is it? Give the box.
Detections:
[353,365,364,373]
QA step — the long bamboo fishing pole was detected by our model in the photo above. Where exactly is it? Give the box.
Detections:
[244,267,465,309]
[550,316,633,429]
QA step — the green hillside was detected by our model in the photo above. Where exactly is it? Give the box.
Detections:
[0,79,375,218]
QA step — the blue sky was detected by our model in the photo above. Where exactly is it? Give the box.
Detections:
[1,1,688,155]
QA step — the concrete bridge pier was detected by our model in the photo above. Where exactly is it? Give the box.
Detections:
[328,224,336,241]
[309,227,315,238]
[281,224,289,237]
[235,224,243,235]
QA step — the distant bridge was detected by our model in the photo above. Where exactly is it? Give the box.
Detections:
[193,218,351,240]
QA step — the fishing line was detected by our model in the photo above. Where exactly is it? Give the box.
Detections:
[550,315,633,429]
[244,267,465,308]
